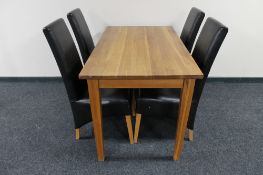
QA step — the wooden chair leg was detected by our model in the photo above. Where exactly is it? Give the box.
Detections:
[125,115,134,144]
[75,128,80,140]
[188,129,193,141]
[134,113,141,143]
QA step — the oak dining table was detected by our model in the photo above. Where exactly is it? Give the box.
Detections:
[79,26,203,161]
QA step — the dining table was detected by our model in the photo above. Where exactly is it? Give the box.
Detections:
[79,26,203,161]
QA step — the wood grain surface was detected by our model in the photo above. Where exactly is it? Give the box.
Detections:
[79,26,203,80]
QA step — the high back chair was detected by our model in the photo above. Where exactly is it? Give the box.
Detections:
[180,7,205,52]
[43,19,134,144]
[134,17,228,143]
[67,8,95,64]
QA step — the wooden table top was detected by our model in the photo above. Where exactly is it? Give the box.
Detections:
[79,26,203,80]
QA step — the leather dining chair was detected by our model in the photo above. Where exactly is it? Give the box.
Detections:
[133,7,205,140]
[67,8,95,64]
[134,17,228,143]
[43,18,134,144]
[180,7,205,52]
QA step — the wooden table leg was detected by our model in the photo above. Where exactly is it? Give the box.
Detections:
[173,79,195,160]
[88,80,104,161]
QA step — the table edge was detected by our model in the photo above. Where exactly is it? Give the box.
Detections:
[79,75,204,80]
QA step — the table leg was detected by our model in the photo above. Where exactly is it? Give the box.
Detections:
[88,80,104,161]
[173,79,195,160]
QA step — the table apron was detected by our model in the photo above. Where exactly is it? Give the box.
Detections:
[98,79,184,88]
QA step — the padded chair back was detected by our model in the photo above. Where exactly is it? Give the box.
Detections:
[188,17,228,129]
[180,7,205,52]
[67,8,95,63]
[43,18,87,101]
[193,17,228,77]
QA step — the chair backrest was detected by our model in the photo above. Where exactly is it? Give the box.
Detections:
[67,8,95,64]
[180,7,205,52]
[192,17,228,106]
[43,18,87,101]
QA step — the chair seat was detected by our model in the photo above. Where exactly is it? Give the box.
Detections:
[73,89,131,118]
[136,89,181,118]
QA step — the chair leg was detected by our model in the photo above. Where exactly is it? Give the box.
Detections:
[75,128,80,140]
[125,115,134,144]
[188,129,193,141]
[89,123,93,137]
[134,113,141,143]
[131,91,136,117]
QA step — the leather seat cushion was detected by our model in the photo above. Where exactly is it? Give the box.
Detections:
[74,89,131,118]
[136,89,181,118]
